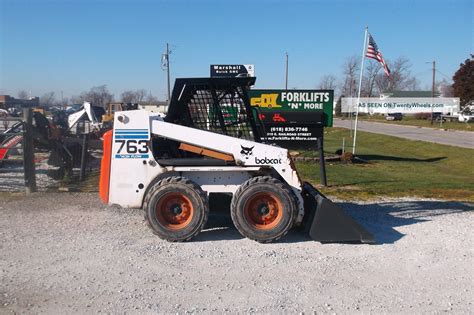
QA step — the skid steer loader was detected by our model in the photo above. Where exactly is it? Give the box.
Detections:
[99,77,374,243]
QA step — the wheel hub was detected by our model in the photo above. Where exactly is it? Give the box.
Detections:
[257,204,270,215]
[243,192,283,230]
[155,192,194,230]
[171,204,182,215]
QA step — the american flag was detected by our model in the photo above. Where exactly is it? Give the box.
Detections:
[366,34,391,77]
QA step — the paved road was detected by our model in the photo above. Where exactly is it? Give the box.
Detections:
[334,118,474,149]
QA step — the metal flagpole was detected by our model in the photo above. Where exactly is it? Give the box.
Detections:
[352,26,369,155]
[285,52,289,90]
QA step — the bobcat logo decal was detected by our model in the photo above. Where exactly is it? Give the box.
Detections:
[240,145,254,159]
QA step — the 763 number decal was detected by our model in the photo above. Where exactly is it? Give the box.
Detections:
[115,140,149,158]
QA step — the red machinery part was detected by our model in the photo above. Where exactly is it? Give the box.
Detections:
[99,130,113,204]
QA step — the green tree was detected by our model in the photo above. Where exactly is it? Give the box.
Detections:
[452,55,474,107]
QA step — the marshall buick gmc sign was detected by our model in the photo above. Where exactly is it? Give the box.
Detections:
[210,64,255,78]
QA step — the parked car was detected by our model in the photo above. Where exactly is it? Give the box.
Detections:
[386,113,403,121]
[432,112,446,122]
[458,105,474,123]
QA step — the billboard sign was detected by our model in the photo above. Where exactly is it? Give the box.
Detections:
[210,64,255,78]
[249,90,334,126]
[341,97,460,114]
[260,113,324,144]
[249,90,334,147]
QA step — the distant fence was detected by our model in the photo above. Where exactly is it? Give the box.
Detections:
[0,108,102,193]
[0,110,34,192]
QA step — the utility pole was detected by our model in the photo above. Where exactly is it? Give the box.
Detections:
[162,43,172,104]
[166,43,171,104]
[285,52,288,90]
[431,60,436,125]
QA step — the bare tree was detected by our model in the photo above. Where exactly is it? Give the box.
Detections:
[120,90,136,103]
[59,96,69,107]
[318,75,337,90]
[41,92,56,107]
[145,93,160,104]
[375,56,419,92]
[70,95,84,105]
[438,79,454,97]
[120,89,148,103]
[340,56,360,97]
[18,90,29,99]
[335,95,343,116]
[135,89,147,103]
[362,60,381,97]
[333,55,424,98]
[80,85,114,107]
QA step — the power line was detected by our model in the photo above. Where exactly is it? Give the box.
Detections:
[435,69,452,80]
[412,69,432,77]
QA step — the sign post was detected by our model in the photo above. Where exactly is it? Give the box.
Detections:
[317,134,327,186]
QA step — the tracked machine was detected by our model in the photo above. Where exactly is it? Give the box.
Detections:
[99,77,374,243]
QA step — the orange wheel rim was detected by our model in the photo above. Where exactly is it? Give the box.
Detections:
[155,192,194,230]
[243,192,283,230]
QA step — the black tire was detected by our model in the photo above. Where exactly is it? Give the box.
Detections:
[231,176,298,243]
[143,176,209,242]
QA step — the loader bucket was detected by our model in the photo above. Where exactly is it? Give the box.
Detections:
[302,182,375,243]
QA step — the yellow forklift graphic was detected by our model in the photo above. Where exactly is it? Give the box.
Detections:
[250,93,282,109]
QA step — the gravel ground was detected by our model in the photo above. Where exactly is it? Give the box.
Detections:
[0,151,101,192]
[0,193,472,314]
[0,161,59,192]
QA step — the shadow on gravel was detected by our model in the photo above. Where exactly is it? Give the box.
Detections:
[340,200,473,244]
[196,213,244,242]
[196,194,473,244]
[199,194,314,243]
[195,194,244,242]
[278,230,313,243]
[358,155,447,163]
[197,213,313,243]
